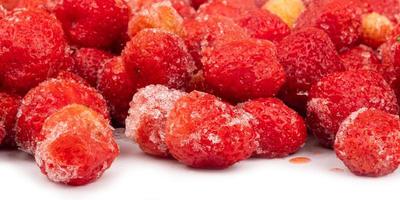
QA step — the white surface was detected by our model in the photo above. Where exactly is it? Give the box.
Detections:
[0,135,399,200]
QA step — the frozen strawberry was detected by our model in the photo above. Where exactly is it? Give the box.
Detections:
[0,9,70,94]
[0,92,21,147]
[122,29,196,90]
[340,45,381,71]
[307,70,399,148]
[335,108,400,177]
[197,0,256,19]
[15,78,110,154]
[165,91,257,168]
[295,0,365,51]
[239,98,307,158]
[236,9,290,42]
[53,0,130,49]
[277,27,344,114]
[379,34,400,103]
[202,38,286,101]
[35,104,118,185]
[97,57,138,126]
[130,0,195,18]
[364,0,400,24]
[72,48,114,87]
[183,15,249,70]
[184,16,250,92]
[361,12,393,48]
[128,1,185,38]
[125,85,186,157]
[262,0,306,28]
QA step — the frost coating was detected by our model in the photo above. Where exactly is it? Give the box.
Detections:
[128,1,185,37]
[0,8,70,94]
[277,27,345,113]
[97,57,137,126]
[306,70,399,148]
[334,108,400,177]
[35,104,119,186]
[125,85,186,157]
[165,91,257,168]
[15,78,109,154]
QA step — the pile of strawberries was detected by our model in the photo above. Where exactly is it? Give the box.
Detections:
[0,0,400,185]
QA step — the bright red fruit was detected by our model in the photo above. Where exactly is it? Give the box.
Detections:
[122,29,196,89]
[197,0,255,19]
[53,0,130,49]
[379,34,400,103]
[239,98,307,158]
[97,57,138,126]
[125,85,186,157]
[340,45,381,72]
[127,1,185,38]
[15,78,110,154]
[183,15,249,70]
[295,0,365,51]
[335,108,400,177]
[165,91,257,168]
[0,9,70,94]
[0,92,21,147]
[202,38,286,102]
[307,70,399,148]
[277,27,345,114]
[72,48,114,87]
[130,0,195,18]
[35,104,119,185]
[236,9,290,42]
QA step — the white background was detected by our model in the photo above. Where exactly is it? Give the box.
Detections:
[0,133,399,200]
